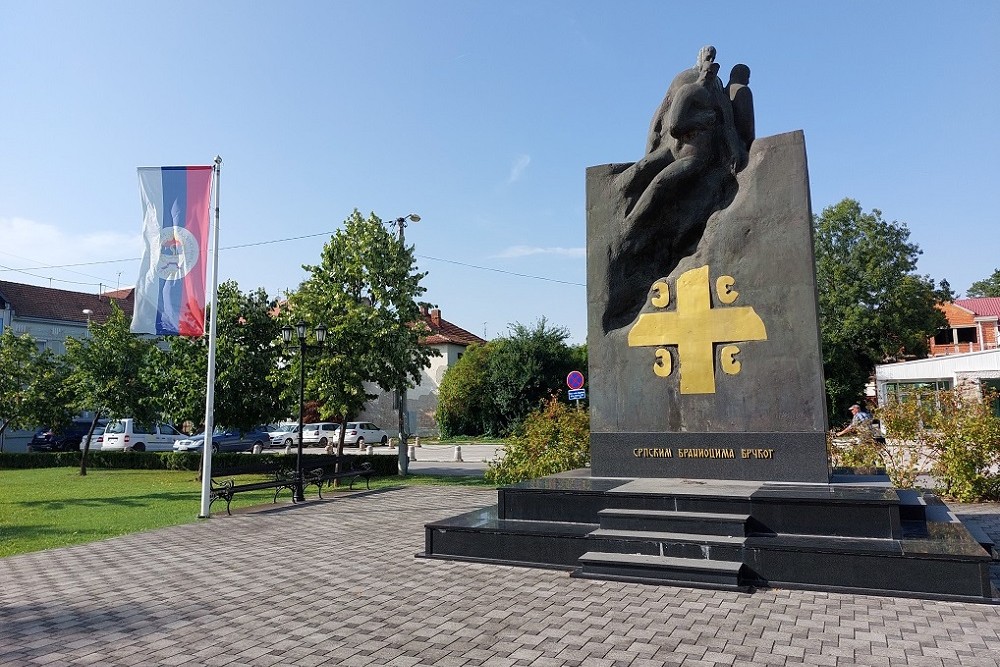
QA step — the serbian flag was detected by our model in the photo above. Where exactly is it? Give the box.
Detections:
[132,166,214,336]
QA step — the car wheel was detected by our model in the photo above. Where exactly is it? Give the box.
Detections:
[132,443,146,452]
[357,437,365,448]
[380,436,389,445]
[211,443,219,454]
[284,438,293,447]
[252,443,264,455]
[319,437,327,447]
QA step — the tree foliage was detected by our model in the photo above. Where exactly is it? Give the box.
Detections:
[153,281,287,434]
[967,268,1000,298]
[436,318,585,437]
[286,210,435,455]
[65,303,162,474]
[0,329,74,451]
[850,387,1000,502]
[435,342,494,437]
[814,199,946,419]
[485,396,590,485]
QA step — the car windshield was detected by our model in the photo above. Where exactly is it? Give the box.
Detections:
[278,424,297,432]
[105,421,126,434]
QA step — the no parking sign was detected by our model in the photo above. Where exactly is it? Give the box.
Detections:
[566,371,586,401]
[566,370,585,390]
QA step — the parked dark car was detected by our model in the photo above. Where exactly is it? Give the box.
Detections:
[172,427,272,454]
[28,420,105,452]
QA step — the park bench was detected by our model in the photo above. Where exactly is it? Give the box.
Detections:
[208,455,374,515]
[301,458,375,498]
[208,459,297,515]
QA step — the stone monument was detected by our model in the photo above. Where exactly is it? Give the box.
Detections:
[587,45,827,482]
[423,47,997,602]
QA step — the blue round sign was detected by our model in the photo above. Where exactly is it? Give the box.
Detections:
[566,370,585,390]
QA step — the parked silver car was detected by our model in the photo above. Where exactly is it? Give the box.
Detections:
[302,422,341,447]
[268,423,301,448]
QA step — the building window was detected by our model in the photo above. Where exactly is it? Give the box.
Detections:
[934,327,979,346]
[884,380,952,409]
[956,327,978,344]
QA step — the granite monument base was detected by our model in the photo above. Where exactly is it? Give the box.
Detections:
[422,471,998,603]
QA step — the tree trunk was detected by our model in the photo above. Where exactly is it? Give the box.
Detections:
[397,386,409,476]
[0,418,10,453]
[334,415,346,486]
[79,411,102,476]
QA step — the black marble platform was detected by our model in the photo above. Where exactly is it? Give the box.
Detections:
[422,471,999,603]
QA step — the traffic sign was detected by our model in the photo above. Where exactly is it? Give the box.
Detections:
[566,370,585,390]
[568,389,586,401]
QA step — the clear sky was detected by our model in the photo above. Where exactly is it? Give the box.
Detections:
[2,2,998,344]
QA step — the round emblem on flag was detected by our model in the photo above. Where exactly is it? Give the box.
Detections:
[155,226,200,281]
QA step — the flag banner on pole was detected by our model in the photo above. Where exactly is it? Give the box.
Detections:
[132,166,214,336]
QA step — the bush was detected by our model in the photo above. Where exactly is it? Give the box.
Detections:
[485,397,589,486]
[0,451,402,476]
[866,387,1000,502]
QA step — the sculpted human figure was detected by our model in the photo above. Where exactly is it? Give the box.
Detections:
[603,46,752,332]
[726,64,755,151]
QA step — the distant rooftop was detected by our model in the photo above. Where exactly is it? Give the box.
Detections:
[419,305,486,347]
[955,297,1000,318]
[0,280,134,324]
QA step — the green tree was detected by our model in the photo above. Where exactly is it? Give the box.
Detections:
[436,318,584,437]
[935,278,957,302]
[814,199,946,419]
[154,281,287,434]
[65,303,163,475]
[436,342,496,437]
[0,329,75,451]
[967,269,1000,298]
[287,210,435,463]
[488,318,579,435]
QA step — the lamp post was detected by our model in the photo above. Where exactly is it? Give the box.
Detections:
[390,214,420,475]
[282,320,327,501]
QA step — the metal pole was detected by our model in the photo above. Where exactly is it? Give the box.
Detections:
[199,156,223,519]
[396,217,409,476]
[295,335,306,501]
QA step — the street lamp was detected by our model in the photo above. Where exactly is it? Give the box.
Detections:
[388,213,420,475]
[281,320,327,501]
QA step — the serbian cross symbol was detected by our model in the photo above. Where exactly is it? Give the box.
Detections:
[627,265,768,394]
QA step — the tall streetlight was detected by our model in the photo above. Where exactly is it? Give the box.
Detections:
[282,320,326,501]
[390,214,419,475]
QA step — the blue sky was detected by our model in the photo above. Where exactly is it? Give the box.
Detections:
[2,2,998,345]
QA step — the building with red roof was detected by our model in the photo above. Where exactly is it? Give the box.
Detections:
[0,280,135,354]
[929,298,1000,356]
[358,304,486,436]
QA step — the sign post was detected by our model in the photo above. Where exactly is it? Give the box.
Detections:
[566,370,586,406]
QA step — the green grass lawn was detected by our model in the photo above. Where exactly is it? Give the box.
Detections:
[0,467,493,558]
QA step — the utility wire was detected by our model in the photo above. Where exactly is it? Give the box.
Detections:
[0,228,586,289]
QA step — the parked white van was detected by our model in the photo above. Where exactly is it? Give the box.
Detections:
[101,419,185,452]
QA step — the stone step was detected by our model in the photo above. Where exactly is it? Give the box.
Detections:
[597,508,749,536]
[573,551,747,591]
[587,528,745,562]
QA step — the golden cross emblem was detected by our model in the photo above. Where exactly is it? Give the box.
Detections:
[628,265,767,394]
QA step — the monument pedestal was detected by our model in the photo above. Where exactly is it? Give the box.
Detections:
[422,470,998,603]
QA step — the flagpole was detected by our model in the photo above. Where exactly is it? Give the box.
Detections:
[199,155,223,518]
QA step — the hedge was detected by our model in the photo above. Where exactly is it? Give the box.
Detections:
[0,451,401,476]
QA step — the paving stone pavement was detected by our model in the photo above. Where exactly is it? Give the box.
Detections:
[2,486,1000,667]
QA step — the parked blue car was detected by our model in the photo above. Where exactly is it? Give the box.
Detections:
[172,427,271,454]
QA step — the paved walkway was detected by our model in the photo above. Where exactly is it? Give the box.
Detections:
[2,486,1000,666]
